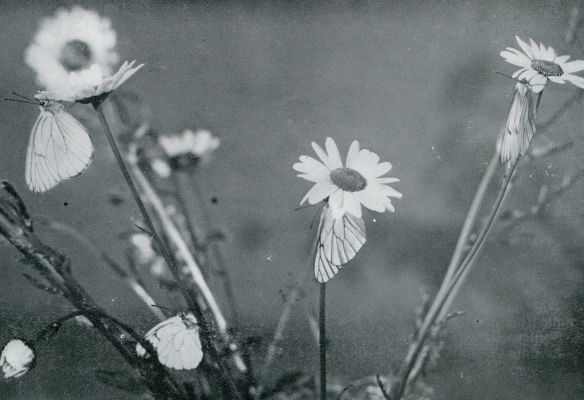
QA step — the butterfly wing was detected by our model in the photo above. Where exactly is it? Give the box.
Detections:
[500,85,536,164]
[144,314,203,370]
[314,204,366,283]
[25,108,93,192]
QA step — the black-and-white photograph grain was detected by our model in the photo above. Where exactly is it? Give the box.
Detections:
[1,1,584,399]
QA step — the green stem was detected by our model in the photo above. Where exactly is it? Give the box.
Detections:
[319,282,327,400]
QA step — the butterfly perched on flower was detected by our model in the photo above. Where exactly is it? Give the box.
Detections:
[313,203,366,283]
[294,138,401,283]
[6,92,93,192]
[136,312,203,370]
[498,81,537,164]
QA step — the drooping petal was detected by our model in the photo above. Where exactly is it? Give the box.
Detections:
[529,74,547,92]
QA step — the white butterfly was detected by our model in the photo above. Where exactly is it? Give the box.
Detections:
[314,204,366,283]
[136,312,203,370]
[24,96,93,193]
[499,82,536,164]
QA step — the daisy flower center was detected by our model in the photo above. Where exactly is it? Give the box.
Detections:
[60,40,93,71]
[531,60,563,77]
[330,167,367,192]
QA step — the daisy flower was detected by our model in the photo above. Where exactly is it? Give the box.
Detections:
[501,36,584,93]
[1,339,35,379]
[293,137,402,219]
[25,7,119,96]
[159,129,220,169]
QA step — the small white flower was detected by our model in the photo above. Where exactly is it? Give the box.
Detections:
[130,232,157,264]
[498,82,537,164]
[150,159,172,178]
[25,7,119,96]
[159,129,220,166]
[1,339,35,379]
[38,61,144,103]
[501,36,584,93]
[293,137,402,219]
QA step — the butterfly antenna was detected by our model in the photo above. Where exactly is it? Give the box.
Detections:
[11,91,35,102]
[3,98,36,105]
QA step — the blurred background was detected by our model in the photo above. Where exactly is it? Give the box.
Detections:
[1,0,584,398]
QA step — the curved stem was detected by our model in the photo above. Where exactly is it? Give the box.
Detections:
[392,160,517,400]
[319,282,327,400]
[436,149,499,321]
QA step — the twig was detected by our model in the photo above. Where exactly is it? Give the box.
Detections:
[501,169,584,236]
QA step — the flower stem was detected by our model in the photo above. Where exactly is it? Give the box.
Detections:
[93,105,170,272]
[391,160,517,400]
[319,282,327,400]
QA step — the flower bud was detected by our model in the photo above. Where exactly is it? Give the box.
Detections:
[1,339,35,379]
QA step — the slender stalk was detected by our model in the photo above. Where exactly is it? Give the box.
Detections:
[128,153,249,378]
[94,106,168,268]
[436,149,499,321]
[391,160,517,400]
[319,282,327,400]
[95,107,241,398]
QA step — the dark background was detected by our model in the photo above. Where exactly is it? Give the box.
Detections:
[1,0,584,398]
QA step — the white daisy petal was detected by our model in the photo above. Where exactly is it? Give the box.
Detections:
[530,74,547,92]
[325,137,343,169]
[563,74,584,89]
[555,55,570,64]
[562,60,584,73]
[311,141,337,171]
[515,36,534,60]
[500,49,531,67]
[300,183,337,205]
[342,191,362,218]
[548,76,565,84]
[527,38,541,59]
[295,137,400,217]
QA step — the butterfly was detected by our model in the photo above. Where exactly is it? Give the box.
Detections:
[499,82,537,164]
[6,93,94,193]
[314,203,366,283]
[136,312,203,370]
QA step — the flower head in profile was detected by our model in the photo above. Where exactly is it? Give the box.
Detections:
[501,36,584,93]
[293,137,401,219]
[159,129,220,169]
[1,339,35,379]
[37,61,144,105]
[498,81,538,164]
[25,6,119,91]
